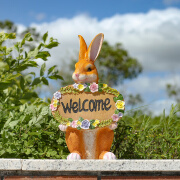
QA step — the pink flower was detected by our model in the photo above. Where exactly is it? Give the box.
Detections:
[111,114,119,122]
[109,123,118,130]
[89,82,98,93]
[71,120,78,128]
[58,124,67,132]
[50,103,57,111]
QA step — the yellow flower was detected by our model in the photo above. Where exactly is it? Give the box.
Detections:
[115,100,125,110]
[66,122,71,126]
[53,99,59,107]
[103,84,108,88]
[78,84,84,91]
[92,119,100,127]
[77,121,82,126]
[53,103,57,107]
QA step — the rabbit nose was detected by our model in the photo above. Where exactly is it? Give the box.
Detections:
[75,73,79,78]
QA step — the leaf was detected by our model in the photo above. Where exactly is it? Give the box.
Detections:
[89,124,95,129]
[32,77,41,86]
[48,65,57,75]
[43,32,48,43]
[27,48,39,58]
[117,94,124,100]
[45,42,59,49]
[113,97,117,102]
[68,118,73,122]
[22,92,38,99]
[40,63,46,76]
[48,75,63,80]
[35,51,50,61]
[84,87,90,92]
[115,109,120,114]
[79,117,84,122]
[9,120,19,128]
[20,76,25,91]
[5,33,16,39]
[0,82,11,91]
[42,77,49,85]
[41,107,49,115]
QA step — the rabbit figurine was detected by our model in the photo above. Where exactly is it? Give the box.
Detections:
[59,33,117,160]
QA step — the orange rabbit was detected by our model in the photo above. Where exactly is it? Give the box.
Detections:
[59,33,117,160]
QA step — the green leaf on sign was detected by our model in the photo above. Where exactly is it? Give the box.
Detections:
[79,117,84,122]
[68,118,73,122]
[77,127,81,130]
[115,109,120,114]
[113,97,117,102]
[117,94,123,100]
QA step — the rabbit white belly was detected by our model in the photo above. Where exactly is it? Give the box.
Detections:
[83,129,98,159]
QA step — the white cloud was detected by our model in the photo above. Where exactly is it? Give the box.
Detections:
[16,8,180,115]
[35,13,46,21]
[29,12,46,21]
[29,8,180,73]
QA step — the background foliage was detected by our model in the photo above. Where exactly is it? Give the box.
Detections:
[0,22,180,159]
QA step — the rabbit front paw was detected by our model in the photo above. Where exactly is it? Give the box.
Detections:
[103,152,116,160]
[67,153,81,160]
[58,124,67,132]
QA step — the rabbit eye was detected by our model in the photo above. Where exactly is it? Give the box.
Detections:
[87,67,92,72]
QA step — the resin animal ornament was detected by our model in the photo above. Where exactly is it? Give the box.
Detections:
[51,33,125,160]
[61,33,116,159]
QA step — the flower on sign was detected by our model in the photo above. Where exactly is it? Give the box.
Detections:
[103,84,108,88]
[83,83,88,89]
[66,122,71,126]
[118,112,123,118]
[115,100,125,110]
[78,84,85,91]
[77,121,82,126]
[112,114,119,122]
[89,82,98,93]
[53,99,58,104]
[92,119,100,127]
[109,123,118,130]
[50,103,57,111]
[53,91,61,99]
[81,119,90,129]
[73,83,79,89]
[71,120,78,128]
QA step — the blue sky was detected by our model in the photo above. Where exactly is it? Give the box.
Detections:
[1,0,180,25]
[1,0,180,115]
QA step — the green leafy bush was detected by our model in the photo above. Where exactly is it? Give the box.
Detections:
[1,32,180,159]
[0,100,68,158]
[0,31,68,158]
[112,104,180,159]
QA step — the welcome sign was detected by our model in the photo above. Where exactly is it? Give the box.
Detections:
[50,83,125,130]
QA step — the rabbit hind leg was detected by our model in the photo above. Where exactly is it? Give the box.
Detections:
[65,127,86,159]
[95,127,115,159]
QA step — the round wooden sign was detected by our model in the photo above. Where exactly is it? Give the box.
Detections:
[50,83,125,130]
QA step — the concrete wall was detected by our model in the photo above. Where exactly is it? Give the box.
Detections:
[1,159,180,179]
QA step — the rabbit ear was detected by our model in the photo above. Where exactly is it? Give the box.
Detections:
[86,33,104,62]
[78,35,87,61]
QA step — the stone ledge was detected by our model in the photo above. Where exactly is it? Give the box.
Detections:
[1,159,180,176]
